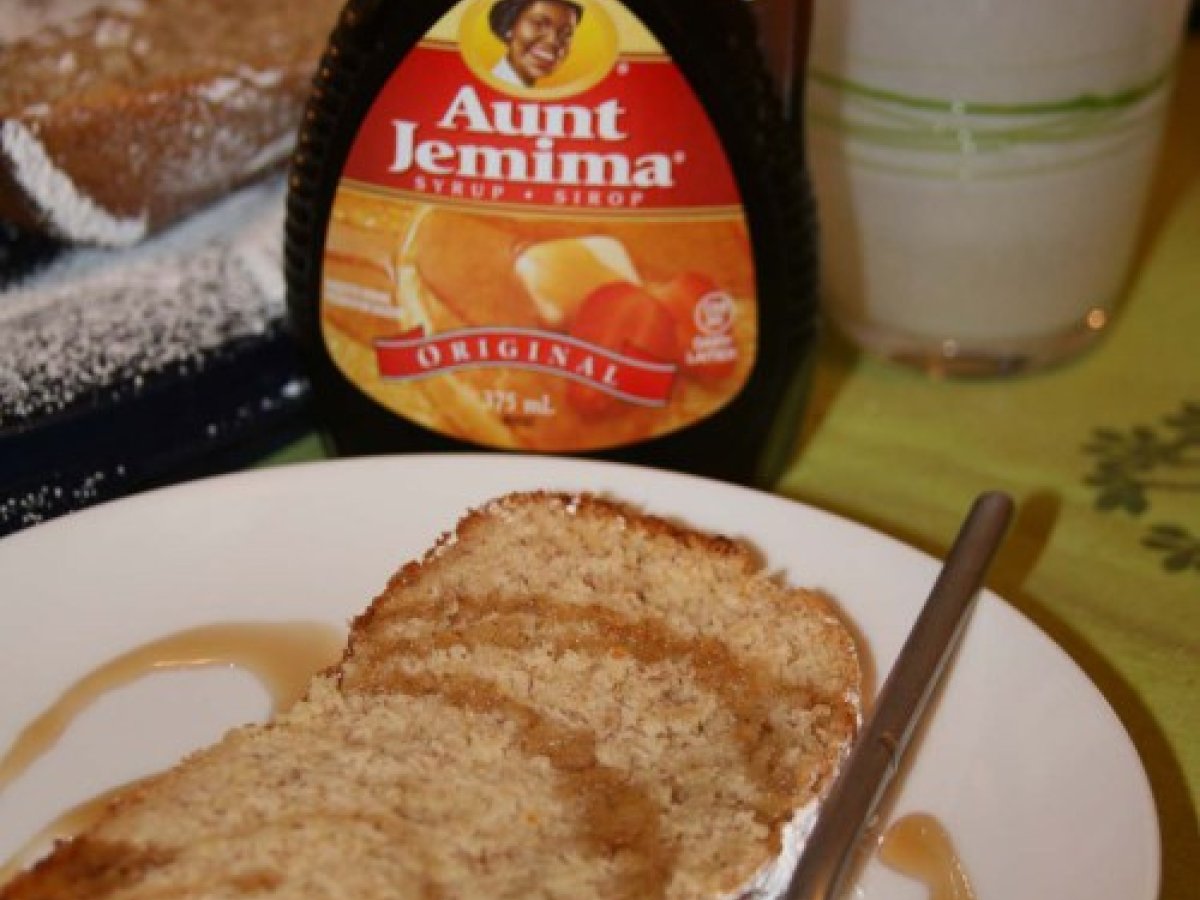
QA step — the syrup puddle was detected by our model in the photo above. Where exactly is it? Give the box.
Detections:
[0,621,344,879]
[879,812,977,900]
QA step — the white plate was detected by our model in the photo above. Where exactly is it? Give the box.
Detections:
[0,455,1159,898]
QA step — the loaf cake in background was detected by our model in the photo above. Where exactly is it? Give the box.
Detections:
[0,492,862,899]
[0,0,342,246]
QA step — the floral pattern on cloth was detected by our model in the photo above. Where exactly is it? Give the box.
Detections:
[1086,400,1200,575]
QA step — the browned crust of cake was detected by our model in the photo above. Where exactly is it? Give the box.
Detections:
[348,491,855,679]
[1,838,177,899]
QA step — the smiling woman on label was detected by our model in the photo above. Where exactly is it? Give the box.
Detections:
[489,0,584,87]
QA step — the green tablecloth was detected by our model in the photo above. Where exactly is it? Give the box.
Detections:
[265,39,1199,900]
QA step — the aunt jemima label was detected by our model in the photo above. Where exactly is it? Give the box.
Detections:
[320,0,756,452]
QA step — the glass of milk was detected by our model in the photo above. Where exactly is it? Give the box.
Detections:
[805,0,1191,375]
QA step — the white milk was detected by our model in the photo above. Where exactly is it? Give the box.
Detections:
[805,0,1190,374]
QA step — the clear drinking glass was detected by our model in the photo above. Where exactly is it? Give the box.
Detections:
[806,0,1191,375]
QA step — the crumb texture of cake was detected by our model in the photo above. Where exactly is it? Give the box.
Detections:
[0,0,343,246]
[1,492,861,899]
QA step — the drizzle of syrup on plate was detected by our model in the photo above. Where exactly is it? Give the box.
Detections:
[0,621,344,879]
[879,812,977,900]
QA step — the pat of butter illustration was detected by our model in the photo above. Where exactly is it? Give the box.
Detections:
[515,236,641,327]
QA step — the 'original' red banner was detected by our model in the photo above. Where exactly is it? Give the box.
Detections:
[374,327,677,406]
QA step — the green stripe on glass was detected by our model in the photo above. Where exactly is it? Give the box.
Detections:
[806,63,1175,117]
[806,59,1176,176]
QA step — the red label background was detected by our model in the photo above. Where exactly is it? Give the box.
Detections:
[342,45,741,210]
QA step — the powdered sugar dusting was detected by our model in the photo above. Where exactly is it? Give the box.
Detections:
[92,13,132,47]
[237,65,285,89]
[196,77,246,105]
[724,800,821,899]
[0,0,122,44]
[1,119,148,246]
[240,130,299,178]
[0,176,287,425]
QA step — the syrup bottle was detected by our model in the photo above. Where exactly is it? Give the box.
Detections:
[285,0,818,486]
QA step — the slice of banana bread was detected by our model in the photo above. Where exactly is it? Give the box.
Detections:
[1,491,861,899]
